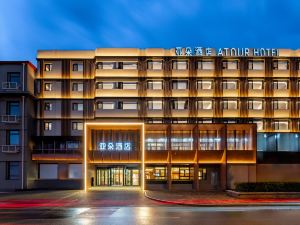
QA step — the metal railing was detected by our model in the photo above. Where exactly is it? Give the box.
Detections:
[1,145,21,153]
[32,149,81,155]
[1,115,19,123]
[2,82,19,90]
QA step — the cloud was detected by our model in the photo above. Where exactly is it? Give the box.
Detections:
[1,0,300,64]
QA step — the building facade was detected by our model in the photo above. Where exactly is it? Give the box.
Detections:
[3,48,300,191]
[0,61,36,190]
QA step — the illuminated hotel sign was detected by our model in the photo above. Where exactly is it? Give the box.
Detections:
[175,47,279,57]
[97,142,131,151]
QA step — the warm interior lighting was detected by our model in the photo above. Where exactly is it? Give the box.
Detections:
[84,122,145,192]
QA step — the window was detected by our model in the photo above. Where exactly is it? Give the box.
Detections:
[44,122,52,131]
[222,60,239,70]
[172,80,188,90]
[257,133,300,152]
[147,80,163,90]
[171,166,194,180]
[273,80,288,90]
[222,100,238,110]
[72,63,83,72]
[7,130,19,145]
[171,100,188,110]
[249,80,264,90]
[273,121,289,130]
[122,102,138,110]
[123,82,137,90]
[253,120,264,131]
[44,102,53,111]
[222,80,238,89]
[197,80,213,90]
[273,60,289,70]
[66,141,80,149]
[273,100,289,110]
[7,72,21,84]
[197,100,213,110]
[72,83,84,91]
[69,164,82,179]
[97,62,123,69]
[44,63,52,71]
[172,60,188,70]
[97,102,115,110]
[123,62,138,69]
[199,130,221,150]
[44,83,52,91]
[72,103,83,111]
[248,100,263,110]
[7,101,20,116]
[198,168,207,180]
[227,130,250,150]
[197,60,214,70]
[145,167,167,180]
[147,60,163,70]
[248,60,264,70]
[146,131,167,150]
[148,100,163,110]
[6,162,20,180]
[72,122,83,130]
[171,131,193,150]
[39,164,58,179]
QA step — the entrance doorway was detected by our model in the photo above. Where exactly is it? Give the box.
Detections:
[96,166,140,187]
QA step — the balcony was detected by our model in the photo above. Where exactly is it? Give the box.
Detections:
[1,82,19,91]
[31,149,82,161]
[1,145,20,153]
[1,115,19,123]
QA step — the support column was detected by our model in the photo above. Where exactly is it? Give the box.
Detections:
[193,164,199,191]
[167,163,172,190]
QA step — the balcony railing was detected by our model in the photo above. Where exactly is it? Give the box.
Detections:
[1,145,21,153]
[32,149,81,155]
[2,82,19,90]
[1,115,19,123]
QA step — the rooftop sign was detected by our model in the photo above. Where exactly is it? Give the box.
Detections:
[175,47,279,57]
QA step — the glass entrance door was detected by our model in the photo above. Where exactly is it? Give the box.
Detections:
[111,167,123,186]
[96,166,140,187]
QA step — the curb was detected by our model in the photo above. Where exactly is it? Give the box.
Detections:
[144,191,300,207]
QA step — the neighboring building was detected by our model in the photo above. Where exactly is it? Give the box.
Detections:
[32,48,300,191]
[0,61,36,190]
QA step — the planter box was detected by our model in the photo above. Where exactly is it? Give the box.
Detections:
[227,190,300,199]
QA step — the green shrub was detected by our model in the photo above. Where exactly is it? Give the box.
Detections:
[235,182,300,192]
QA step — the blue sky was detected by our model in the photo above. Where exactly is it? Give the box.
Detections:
[1,0,300,64]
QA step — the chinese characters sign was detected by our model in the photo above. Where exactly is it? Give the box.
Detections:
[175,47,279,57]
[97,142,132,151]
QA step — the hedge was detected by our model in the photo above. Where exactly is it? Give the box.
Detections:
[235,182,300,192]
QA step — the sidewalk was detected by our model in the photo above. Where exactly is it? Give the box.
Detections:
[144,190,300,206]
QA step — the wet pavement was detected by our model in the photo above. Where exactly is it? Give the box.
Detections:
[1,189,300,224]
[145,190,300,206]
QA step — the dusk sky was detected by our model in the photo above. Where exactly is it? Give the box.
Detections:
[1,0,300,64]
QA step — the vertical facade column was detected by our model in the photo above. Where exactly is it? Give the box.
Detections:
[167,124,172,190]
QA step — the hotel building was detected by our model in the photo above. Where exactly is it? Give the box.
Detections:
[2,48,300,191]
